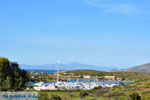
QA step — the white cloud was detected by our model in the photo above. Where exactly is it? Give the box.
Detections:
[85,0,150,15]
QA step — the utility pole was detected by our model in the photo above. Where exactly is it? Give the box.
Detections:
[57,59,60,83]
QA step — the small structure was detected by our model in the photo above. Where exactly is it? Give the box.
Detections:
[31,76,34,79]
[40,72,44,75]
[116,77,122,81]
[72,75,81,78]
[34,85,56,91]
[83,75,91,79]
[104,76,116,80]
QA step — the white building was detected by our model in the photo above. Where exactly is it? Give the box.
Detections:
[83,75,91,79]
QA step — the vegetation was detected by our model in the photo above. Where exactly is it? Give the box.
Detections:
[130,93,141,100]
[79,91,89,99]
[50,94,62,100]
[37,91,108,100]
[92,85,102,90]
[0,57,29,91]
[94,80,150,100]
[67,70,106,76]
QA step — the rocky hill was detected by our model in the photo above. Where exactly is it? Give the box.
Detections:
[120,63,150,72]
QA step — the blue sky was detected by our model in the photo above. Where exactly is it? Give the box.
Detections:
[1,0,150,68]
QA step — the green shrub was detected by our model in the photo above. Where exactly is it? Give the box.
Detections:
[50,94,62,100]
[93,86,102,90]
[79,91,89,99]
[129,93,141,100]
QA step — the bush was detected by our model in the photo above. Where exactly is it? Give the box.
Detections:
[93,86,102,90]
[129,93,141,100]
[38,93,48,100]
[94,89,105,97]
[50,94,62,100]
[68,92,76,97]
[79,91,89,99]
[104,92,125,98]
[62,96,67,100]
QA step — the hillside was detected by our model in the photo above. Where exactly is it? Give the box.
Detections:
[67,70,150,81]
[121,63,150,72]
[103,80,150,99]
[67,69,107,76]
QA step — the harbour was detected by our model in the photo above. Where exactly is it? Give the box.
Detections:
[32,80,131,91]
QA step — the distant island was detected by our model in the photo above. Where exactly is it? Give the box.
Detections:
[20,62,119,71]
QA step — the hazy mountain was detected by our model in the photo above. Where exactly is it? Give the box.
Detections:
[20,62,118,71]
[117,63,150,72]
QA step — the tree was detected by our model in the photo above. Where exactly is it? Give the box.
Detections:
[11,62,29,91]
[0,57,29,91]
[0,57,12,91]
[129,93,141,100]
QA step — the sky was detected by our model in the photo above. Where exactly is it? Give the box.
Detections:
[1,0,150,68]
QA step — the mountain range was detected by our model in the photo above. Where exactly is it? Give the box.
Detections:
[20,62,119,71]
[20,62,150,72]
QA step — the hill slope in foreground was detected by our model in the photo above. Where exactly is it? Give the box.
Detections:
[121,63,150,72]
[99,80,150,100]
